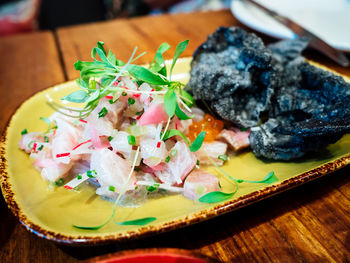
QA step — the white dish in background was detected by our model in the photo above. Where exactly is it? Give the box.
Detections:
[231,0,350,52]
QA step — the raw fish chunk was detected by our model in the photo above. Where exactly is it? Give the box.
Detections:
[184,170,220,200]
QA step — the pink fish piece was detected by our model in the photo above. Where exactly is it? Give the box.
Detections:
[217,128,250,151]
[86,98,127,136]
[183,170,220,200]
[196,141,227,166]
[155,141,197,185]
[137,103,168,126]
[90,148,136,195]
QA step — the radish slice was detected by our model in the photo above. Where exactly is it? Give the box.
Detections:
[137,103,168,126]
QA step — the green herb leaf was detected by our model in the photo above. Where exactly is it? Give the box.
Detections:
[73,224,103,230]
[243,171,278,184]
[180,90,194,107]
[189,131,205,152]
[87,170,97,178]
[165,156,171,163]
[55,178,64,186]
[128,97,135,105]
[107,50,116,65]
[98,107,108,118]
[40,117,51,125]
[175,103,191,120]
[21,128,28,135]
[164,89,177,118]
[218,154,227,162]
[101,76,115,88]
[92,46,110,65]
[169,39,189,79]
[150,42,170,76]
[108,136,114,142]
[127,64,169,85]
[77,174,82,180]
[262,171,278,184]
[109,186,115,192]
[162,129,190,144]
[107,49,124,66]
[116,217,156,226]
[128,135,136,146]
[62,90,89,103]
[97,41,106,55]
[198,191,235,203]
[146,183,160,192]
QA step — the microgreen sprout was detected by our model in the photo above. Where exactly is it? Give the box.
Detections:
[55,178,64,186]
[51,40,191,126]
[146,183,160,192]
[218,154,227,162]
[98,107,108,118]
[128,97,135,105]
[128,135,136,146]
[87,170,97,178]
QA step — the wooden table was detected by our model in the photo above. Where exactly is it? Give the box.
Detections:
[1,10,349,263]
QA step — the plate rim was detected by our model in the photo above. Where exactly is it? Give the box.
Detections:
[1,65,350,245]
[230,0,350,52]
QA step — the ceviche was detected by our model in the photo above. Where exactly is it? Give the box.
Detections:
[19,41,276,228]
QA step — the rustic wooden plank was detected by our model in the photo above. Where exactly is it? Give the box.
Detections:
[0,31,70,263]
[56,10,236,80]
[0,31,66,133]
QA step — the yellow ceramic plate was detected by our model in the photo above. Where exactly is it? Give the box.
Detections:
[1,58,350,245]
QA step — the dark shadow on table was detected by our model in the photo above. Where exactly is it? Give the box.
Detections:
[57,166,350,261]
[0,194,17,248]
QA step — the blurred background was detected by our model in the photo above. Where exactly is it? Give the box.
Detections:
[0,0,231,36]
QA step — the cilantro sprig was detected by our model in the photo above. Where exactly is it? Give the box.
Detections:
[56,40,193,122]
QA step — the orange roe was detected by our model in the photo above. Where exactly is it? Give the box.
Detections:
[188,114,224,142]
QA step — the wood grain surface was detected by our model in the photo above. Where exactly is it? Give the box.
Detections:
[0,10,349,263]
[0,31,66,132]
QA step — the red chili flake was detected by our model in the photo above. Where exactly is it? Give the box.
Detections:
[79,118,87,123]
[122,86,128,90]
[151,89,154,92]
[113,81,119,86]
[64,185,73,190]
[136,115,141,120]
[133,93,141,98]
[175,124,178,129]
[105,95,113,99]
[72,139,91,150]
[56,152,70,158]
[53,129,57,136]
[156,141,161,148]
[132,146,138,151]
[32,142,37,152]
